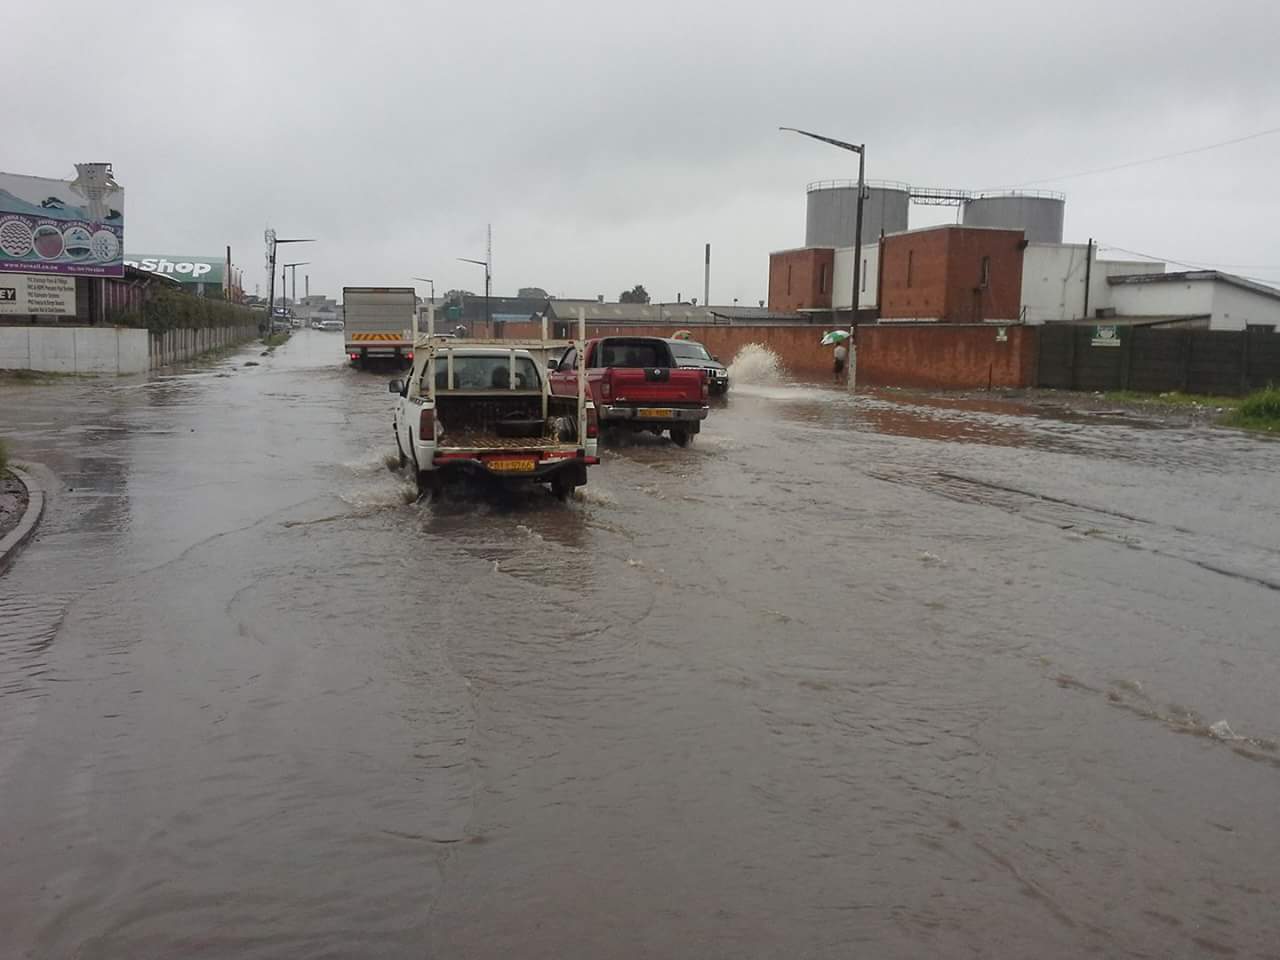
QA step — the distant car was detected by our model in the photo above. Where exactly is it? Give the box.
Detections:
[667,338,729,396]
[318,318,344,331]
[290,317,303,329]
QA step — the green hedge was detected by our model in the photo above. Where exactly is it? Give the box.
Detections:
[110,287,259,335]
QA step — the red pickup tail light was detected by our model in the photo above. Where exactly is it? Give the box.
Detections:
[349,353,360,361]
[600,369,612,401]
[406,351,414,361]
[419,407,435,440]
[586,405,598,438]
[701,372,709,400]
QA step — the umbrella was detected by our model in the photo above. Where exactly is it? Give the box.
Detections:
[671,329,694,340]
[820,330,850,346]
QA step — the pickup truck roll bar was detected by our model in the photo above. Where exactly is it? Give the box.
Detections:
[409,305,589,448]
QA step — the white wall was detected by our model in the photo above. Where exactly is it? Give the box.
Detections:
[1020,243,1089,323]
[0,324,257,374]
[1018,246,1167,324]
[0,326,150,374]
[1091,259,1164,316]
[1107,278,1215,320]
[1209,283,1280,331]
[832,243,880,310]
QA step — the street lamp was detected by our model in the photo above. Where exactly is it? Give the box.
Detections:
[265,233,315,324]
[457,256,491,334]
[284,261,310,310]
[412,277,435,305]
[458,223,493,335]
[780,126,864,389]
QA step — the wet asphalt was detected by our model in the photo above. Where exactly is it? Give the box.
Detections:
[1,329,1279,958]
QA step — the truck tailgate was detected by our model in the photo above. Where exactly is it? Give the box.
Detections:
[607,368,704,404]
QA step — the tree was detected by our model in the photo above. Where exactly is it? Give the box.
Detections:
[442,289,476,305]
[518,286,549,299]
[619,284,650,304]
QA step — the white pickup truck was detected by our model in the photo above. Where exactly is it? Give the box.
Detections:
[390,340,599,500]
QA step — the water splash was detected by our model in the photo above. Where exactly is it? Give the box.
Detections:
[728,344,785,387]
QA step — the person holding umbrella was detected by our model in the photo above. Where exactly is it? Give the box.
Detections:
[822,330,850,383]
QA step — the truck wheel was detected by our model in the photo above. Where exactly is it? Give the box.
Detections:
[551,472,575,502]
[670,427,691,447]
[416,470,441,501]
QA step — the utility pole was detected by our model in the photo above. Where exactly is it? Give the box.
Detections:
[1082,237,1094,321]
[704,243,711,307]
[458,224,493,336]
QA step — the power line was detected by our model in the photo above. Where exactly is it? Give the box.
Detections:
[1000,124,1280,188]
[1098,243,1280,288]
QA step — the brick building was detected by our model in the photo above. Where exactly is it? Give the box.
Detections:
[767,247,835,313]
[879,225,1025,323]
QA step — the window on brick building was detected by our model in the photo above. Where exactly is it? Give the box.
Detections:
[787,264,793,296]
[980,256,991,289]
[819,264,828,294]
[907,250,914,288]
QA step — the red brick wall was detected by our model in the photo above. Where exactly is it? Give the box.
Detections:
[470,319,1038,389]
[944,229,1024,323]
[768,248,835,312]
[881,229,950,320]
[881,227,1024,322]
[496,321,834,380]
[857,323,1036,389]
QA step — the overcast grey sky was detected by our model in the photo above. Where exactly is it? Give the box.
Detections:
[8,0,1280,302]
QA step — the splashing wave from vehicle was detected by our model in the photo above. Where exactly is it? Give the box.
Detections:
[727,343,784,386]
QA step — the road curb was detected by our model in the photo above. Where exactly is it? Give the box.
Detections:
[0,465,46,576]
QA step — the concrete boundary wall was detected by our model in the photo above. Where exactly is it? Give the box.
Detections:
[0,324,258,374]
[149,324,258,367]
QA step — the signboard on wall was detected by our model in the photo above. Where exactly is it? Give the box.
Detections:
[0,165,124,278]
[0,274,77,315]
[1091,325,1121,347]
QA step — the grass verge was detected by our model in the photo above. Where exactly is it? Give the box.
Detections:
[1104,390,1241,411]
[262,331,291,349]
[0,437,8,475]
[1226,386,1280,433]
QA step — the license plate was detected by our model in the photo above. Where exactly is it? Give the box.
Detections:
[486,458,536,474]
[637,408,673,419]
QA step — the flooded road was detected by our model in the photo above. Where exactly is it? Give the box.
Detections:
[2,330,1279,958]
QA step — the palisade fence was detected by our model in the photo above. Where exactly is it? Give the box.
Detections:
[148,324,259,367]
[1037,325,1280,396]
[112,286,263,369]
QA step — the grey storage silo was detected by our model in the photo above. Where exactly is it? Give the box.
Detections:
[961,191,1065,243]
[805,180,910,247]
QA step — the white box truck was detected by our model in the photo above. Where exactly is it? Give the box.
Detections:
[343,286,417,368]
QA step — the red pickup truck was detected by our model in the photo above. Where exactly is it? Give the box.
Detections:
[548,336,709,446]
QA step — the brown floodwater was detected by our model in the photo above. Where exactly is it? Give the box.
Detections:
[1,331,1278,958]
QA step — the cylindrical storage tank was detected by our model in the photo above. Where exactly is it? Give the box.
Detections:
[805,180,910,247]
[961,191,1065,243]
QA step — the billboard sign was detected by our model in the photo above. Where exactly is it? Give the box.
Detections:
[0,164,124,278]
[124,255,224,286]
[0,274,77,316]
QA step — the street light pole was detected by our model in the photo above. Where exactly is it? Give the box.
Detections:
[458,255,492,336]
[264,235,315,330]
[779,126,865,391]
[412,277,435,305]
[284,261,310,313]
